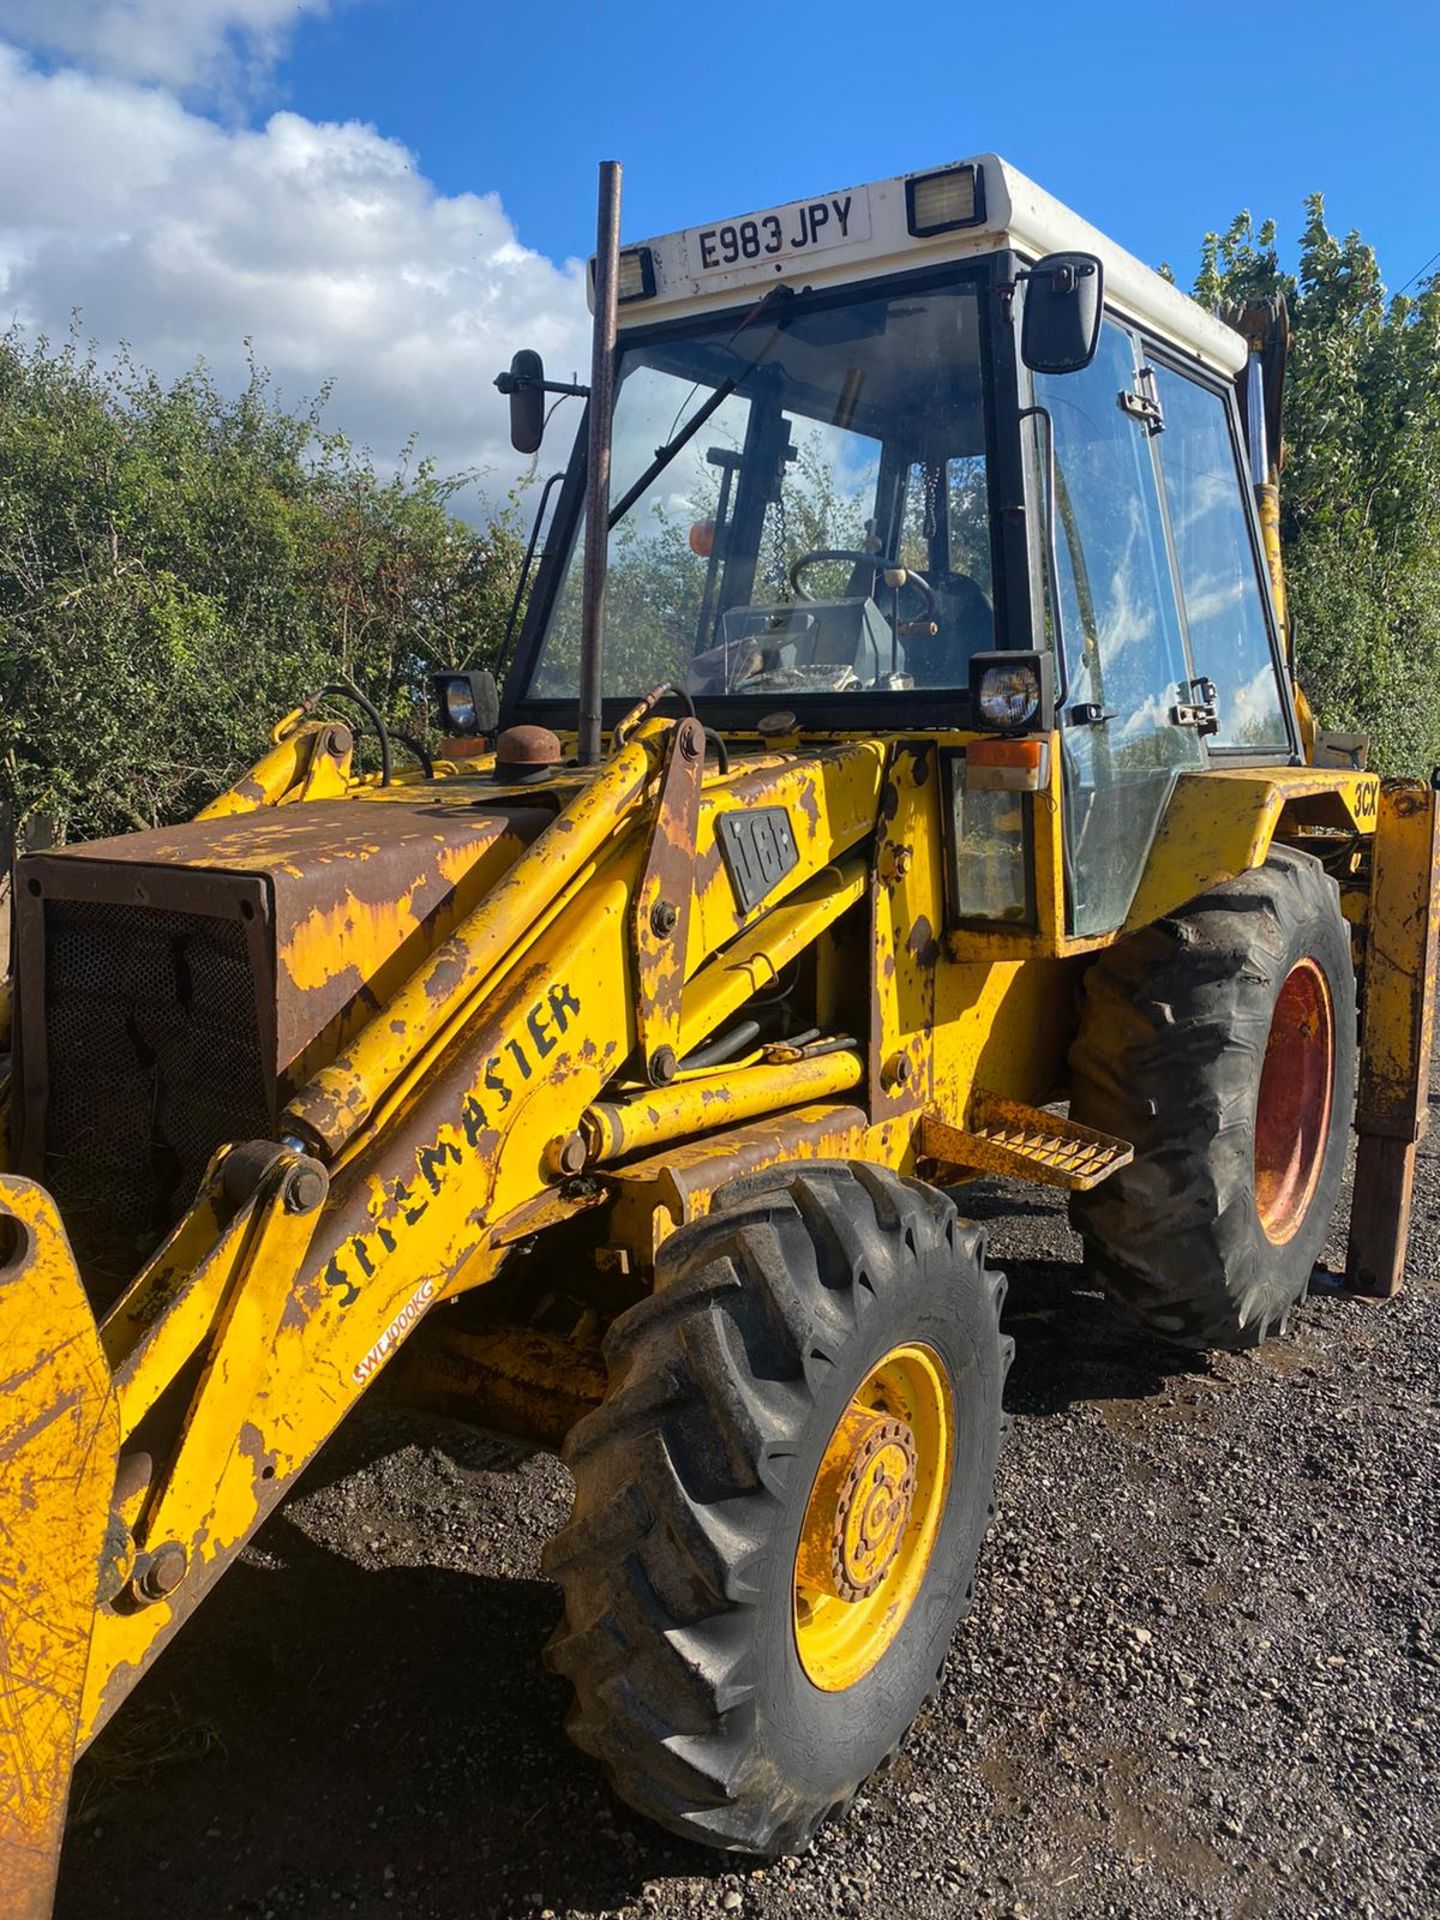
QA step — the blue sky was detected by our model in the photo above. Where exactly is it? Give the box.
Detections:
[0,0,1433,515]
[282,0,1437,289]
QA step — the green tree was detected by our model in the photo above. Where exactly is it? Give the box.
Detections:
[1176,201,1440,771]
[0,329,526,841]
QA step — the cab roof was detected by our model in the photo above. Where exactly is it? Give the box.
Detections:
[609,153,1246,379]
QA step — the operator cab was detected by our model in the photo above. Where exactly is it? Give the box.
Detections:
[500,156,1300,937]
[526,270,999,704]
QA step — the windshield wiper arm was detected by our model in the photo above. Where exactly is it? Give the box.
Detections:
[607,284,796,530]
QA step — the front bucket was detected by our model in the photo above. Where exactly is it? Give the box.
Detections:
[0,1177,119,1920]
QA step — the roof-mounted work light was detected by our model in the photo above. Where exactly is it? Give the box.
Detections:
[587,245,656,304]
[905,164,986,238]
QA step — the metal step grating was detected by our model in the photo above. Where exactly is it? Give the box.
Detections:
[921,1097,1133,1192]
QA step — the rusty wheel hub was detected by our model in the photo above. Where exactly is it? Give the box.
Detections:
[1255,956,1335,1244]
[796,1403,918,1603]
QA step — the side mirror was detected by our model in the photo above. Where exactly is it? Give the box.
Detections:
[498,349,546,454]
[1020,253,1104,376]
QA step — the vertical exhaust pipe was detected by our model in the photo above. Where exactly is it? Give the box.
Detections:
[578,160,622,766]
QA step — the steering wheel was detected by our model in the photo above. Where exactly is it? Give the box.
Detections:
[787,548,936,618]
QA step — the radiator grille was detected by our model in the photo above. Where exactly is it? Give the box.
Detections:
[42,898,270,1290]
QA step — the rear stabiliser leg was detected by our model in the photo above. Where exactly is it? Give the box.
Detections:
[1343,781,1440,1299]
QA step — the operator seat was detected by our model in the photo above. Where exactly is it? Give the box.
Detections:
[902,570,995,687]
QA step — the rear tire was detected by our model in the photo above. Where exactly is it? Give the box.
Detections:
[543,1162,1009,1854]
[1068,846,1356,1350]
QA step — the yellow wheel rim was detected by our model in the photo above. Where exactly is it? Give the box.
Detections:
[793,1342,954,1692]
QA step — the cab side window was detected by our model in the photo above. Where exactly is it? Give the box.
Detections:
[1150,366,1289,750]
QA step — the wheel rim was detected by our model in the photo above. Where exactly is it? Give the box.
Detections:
[1254,957,1335,1244]
[793,1342,953,1692]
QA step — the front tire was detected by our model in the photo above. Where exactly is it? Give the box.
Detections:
[1069,845,1357,1350]
[543,1162,1009,1854]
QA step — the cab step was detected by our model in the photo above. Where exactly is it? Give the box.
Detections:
[921,1098,1133,1192]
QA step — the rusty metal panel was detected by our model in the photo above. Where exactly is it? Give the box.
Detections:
[1124,766,1381,935]
[1352,782,1439,1142]
[34,799,552,1078]
[264,804,550,1076]
[920,1099,1131,1190]
[686,744,886,965]
[10,804,547,1292]
[606,1102,870,1262]
[1345,780,1440,1299]
[286,741,653,1156]
[629,719,704,1084]
[0,1177,119,1920]
[869,743,941,1117]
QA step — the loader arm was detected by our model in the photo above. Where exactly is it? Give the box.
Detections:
[0,715,891,1899]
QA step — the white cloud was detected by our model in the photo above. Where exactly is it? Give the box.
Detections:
[0,44,591,517]
[0,0,331,92]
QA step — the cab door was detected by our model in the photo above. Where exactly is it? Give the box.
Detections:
[1032,319,1205,936]
[1146,358,1293,755]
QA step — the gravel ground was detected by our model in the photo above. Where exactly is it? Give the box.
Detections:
[58,1121,1439,1920]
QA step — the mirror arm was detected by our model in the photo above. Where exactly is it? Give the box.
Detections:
[999,260,1100,295]
[494,370,590,400]
[998,257,1100,316]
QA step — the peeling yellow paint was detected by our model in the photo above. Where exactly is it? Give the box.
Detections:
[282,884,427,992]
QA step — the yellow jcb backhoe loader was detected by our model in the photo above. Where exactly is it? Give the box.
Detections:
[2,155,1435,1913]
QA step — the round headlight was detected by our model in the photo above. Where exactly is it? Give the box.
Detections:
[442,679,478,733]
[976,662,1041,730]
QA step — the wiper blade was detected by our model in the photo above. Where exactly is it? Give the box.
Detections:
[607,284,796,530]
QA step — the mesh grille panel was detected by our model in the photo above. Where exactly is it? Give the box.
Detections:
[42,898,270,1289]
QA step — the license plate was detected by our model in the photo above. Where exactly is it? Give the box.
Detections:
[686,188,871,278]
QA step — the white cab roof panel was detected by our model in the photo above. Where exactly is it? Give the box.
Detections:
[613,154,1246,378]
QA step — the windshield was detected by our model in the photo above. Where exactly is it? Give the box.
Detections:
[525,277,996,703]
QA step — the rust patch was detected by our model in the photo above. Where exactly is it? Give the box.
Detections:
[421,940,475,1008]
[630,720,705,1084]
[907,915,940,969]
[236,1420,280,1486]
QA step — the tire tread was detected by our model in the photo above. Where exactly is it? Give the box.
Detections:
[543,1161,1007,1853]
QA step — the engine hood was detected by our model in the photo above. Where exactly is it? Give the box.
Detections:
[20,795,552,1084]
[11,795,551,1284]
